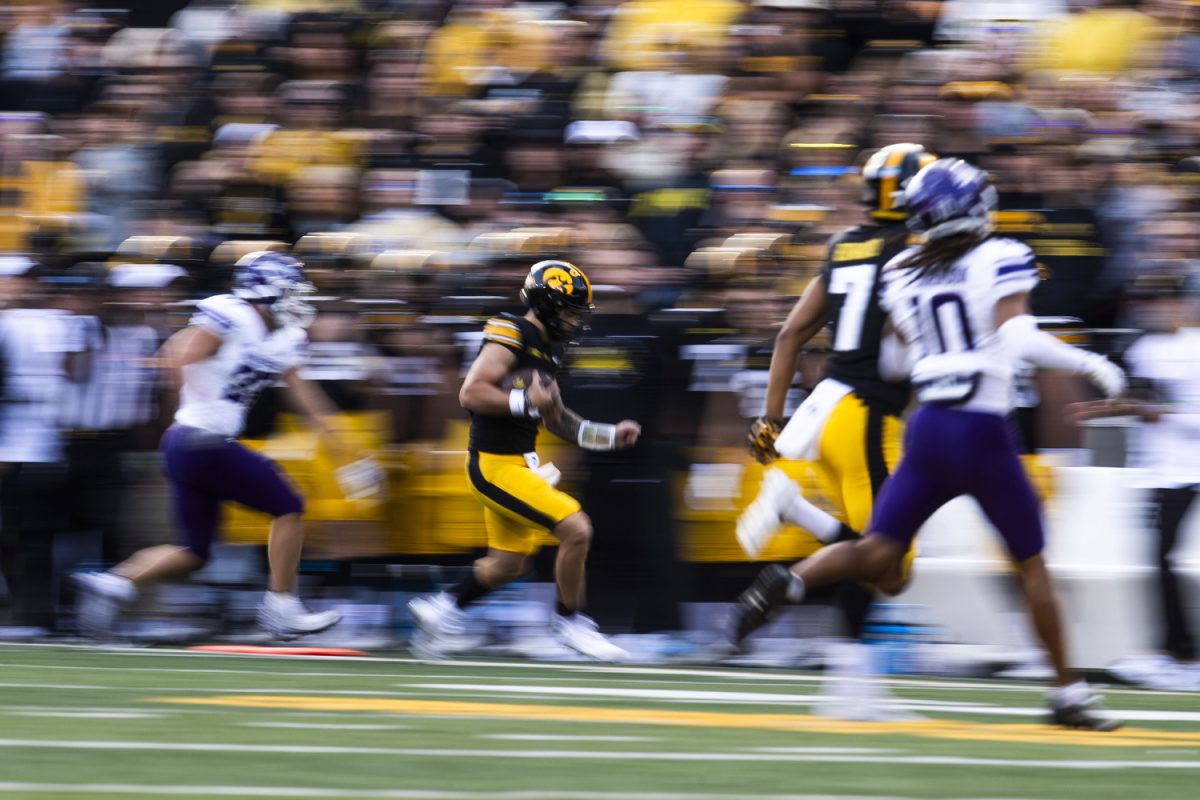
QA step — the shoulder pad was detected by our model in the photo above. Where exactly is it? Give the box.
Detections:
[985,238,1038,282]
[482,316,524,350]
[192,294,250,335]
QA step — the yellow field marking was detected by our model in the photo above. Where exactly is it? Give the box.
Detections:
[153,695,1200,748]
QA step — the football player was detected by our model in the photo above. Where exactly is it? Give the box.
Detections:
[408,260,641,660]
[74,251,351,640]
[780,158,1124,730]
[729,143,933,717]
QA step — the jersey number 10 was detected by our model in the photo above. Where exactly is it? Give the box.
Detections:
[920,292,975,354]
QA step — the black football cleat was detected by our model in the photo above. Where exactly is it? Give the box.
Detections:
[728,564,792,647]
[1050,702,1123,732]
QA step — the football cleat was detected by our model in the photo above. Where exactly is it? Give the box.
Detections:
[72,572,136,641]
[1050,702,1122,732]
[408,592,466,638]
[815,641,922,722]
[1049,684,1122,732]
[554,613,629,662]
[257,592,342,640]
[728,563,792,647]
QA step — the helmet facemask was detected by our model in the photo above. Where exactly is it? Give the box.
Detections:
[232,251,316,329]
[270,280,316,328]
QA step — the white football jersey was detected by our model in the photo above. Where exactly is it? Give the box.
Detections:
[1124,328,1200,487]
[880,237,1039,415]
[174,294,307,437]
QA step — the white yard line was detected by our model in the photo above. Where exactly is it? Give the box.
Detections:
[0,739,1195,769]
[242,722,412,731]
[0,670,1193,722]
[0,642,1197,700]
[0,661,841,690]
[477,734,657,742]
[0,681,107,690]
[0,644,1045,692]
[6,711,164,719]
[404,683,1200,723]
[0,785,1047,800]
[743,748,903,755]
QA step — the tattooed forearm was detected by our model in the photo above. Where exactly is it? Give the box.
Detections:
[543,401,584,442]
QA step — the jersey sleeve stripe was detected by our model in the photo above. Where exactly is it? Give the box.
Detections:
[996,271,1038,285]
[996,261,1037,277]
[483,324,523,346]
[484,332,523,347]
[192,307,236,333]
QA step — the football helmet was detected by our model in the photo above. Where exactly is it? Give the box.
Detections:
[861,143,938,221]
[520,259,594,343]
[903,158,997,241]
[232,251,316,328]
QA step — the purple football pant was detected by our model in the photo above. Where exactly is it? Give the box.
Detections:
[161,425,304,562]
[870,405,1045,562]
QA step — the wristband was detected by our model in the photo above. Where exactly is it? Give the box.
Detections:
[577,420,617,451]
[508,389,540,420]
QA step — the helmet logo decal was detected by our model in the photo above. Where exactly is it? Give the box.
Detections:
[543,266,575,295]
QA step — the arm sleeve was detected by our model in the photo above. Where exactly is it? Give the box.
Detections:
[997,314,1094,373]
[282,327,310,371]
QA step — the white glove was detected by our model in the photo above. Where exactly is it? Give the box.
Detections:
[334,457,387,500]
[1080,354,1125,399]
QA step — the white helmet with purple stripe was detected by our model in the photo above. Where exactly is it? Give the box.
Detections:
[232,251,316,328]
[903,158,997,241]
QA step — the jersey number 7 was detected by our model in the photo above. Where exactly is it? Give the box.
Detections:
[828,263,878,352]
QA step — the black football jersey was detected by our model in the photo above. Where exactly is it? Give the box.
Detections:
[820,223,912,416]
[468,312,562,455]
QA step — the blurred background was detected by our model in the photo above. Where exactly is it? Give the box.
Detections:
[0,0,1197,685]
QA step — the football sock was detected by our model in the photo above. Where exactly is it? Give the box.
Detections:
[786,573,806,603]
[781,492,844,543]
[837,579,874,640]
[555,600,576,618]
[1051,680,1091,709]
[449,572,491,610]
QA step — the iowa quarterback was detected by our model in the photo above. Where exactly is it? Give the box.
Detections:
[409,260,640,660]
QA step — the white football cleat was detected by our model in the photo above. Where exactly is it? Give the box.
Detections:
[73,572,136,640]
[257,592,342,639]
[408,593,477,658]
[409,592,466,637]
[554,613,629,662]
[736,467,798,558]
[815,641,921,722]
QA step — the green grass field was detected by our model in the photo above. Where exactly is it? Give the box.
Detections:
[0,642,1197,799]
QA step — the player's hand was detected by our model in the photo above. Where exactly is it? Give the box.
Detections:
[747,416,784,465]
[614,420,641,449]
[1081,354,1126,399]
[526,371,560,416]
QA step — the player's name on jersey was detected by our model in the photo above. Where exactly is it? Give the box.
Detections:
[832,238,884,262]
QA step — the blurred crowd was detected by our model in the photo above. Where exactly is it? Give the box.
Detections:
[2,0,1200,635]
